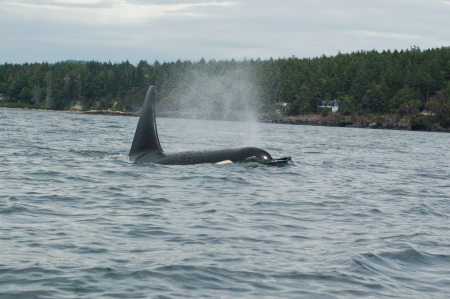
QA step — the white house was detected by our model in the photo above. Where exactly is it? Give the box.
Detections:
[318,101,339,112]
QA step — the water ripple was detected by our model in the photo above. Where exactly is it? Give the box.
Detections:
[1,109,450,298]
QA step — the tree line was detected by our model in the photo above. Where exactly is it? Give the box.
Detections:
[1,46,449,127]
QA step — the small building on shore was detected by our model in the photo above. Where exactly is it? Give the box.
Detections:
[318,101,339,112]
[275,102,290,115]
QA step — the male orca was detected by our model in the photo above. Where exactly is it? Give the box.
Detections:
[128,86,290,165]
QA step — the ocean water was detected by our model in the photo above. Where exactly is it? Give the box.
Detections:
[1,108,449,298]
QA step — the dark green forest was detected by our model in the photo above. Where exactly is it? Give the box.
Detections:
[1,46,450,128]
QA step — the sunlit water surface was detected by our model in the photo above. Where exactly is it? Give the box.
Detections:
[1,109,449,298]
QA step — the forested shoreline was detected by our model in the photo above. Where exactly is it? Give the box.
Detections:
[1,46,450,131]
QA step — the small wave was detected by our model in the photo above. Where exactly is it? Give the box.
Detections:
[0,290,56,298]
[100,169,144,178]
[197,209,217,214]
[403,202,447,218]
[127,229,177,238]
[66,175,101,183]
[175,174,249,185]
[378,247,445,266]
[351,246,450,294]
[228,236,279,244]
[76,246,109,254]
[107,153,129,163]
[1,266,62,276]
[0,204,29,214]
[8,196,19,201]
[417,170,450,180]
[125,197,171,206]
[69,149,124,160]
[154,264,267,283]
[321,160,337,168]
[252,200,304,207]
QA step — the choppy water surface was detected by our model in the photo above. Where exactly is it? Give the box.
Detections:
[1,108,449,298]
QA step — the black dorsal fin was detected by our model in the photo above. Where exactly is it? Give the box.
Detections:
[129,86,163,159]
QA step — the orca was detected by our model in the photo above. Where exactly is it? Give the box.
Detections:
[128,86,290,165]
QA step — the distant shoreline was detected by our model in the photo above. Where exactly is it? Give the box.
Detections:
[1,107,448,133]
[260,115,448,133]
[0,107,138,116]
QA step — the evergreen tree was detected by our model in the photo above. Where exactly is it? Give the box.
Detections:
[0,47,449,129]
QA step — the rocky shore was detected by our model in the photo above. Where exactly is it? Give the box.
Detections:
[3,107,448,133]
[259,114,450,133]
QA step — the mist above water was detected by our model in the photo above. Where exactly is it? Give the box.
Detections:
[161,64,263,146]
[172,65,260,123]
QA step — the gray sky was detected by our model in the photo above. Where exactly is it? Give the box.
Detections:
[1,0,449,64]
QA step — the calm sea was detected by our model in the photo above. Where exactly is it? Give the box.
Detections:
[1,108,449,298]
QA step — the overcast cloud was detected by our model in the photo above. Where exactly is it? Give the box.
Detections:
[1,0,449,64]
